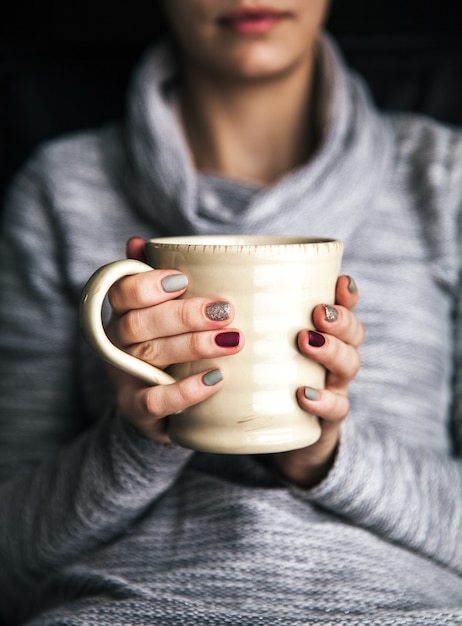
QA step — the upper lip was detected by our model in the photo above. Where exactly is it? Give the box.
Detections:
[218,6,291,22]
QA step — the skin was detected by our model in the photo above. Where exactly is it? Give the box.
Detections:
[165,0,331,183]
[106,0,365,488]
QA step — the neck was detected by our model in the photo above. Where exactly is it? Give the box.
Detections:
[178,52,319,185]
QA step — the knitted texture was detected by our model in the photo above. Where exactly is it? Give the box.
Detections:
[1,35,462,624]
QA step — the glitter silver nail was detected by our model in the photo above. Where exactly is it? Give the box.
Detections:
[323,304,339,322]
[206,301,231,321]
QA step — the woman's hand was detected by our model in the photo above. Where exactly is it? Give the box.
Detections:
[273,275,365,488]
[104,237,244,444]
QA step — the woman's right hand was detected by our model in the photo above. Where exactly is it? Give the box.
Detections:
[104,238,243,444]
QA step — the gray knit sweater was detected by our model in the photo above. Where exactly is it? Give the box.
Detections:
[1,35,462,625]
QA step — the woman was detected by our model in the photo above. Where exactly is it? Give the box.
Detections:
[0,1,461,624]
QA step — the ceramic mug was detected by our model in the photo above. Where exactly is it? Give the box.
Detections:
[79,235,344,454]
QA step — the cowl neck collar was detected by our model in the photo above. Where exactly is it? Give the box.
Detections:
[122,33,392,243]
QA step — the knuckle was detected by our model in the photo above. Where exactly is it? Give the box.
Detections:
[108,275,146,311]
[350,317,366,348]
[332,339,361,380]
[104,315,118,344]
[187,331,204,356]
[330,337,343,362]
[177,300,196,330]
[107,283,123,312]
[322,391,350,423]
[176,379,194,405]
[129,277,148,306]
[144,387,166,417]
[337,395,350,420]
[120,309,144,344]
[133,340,162,367]
[351,350,362,377]
[339,311,352,332]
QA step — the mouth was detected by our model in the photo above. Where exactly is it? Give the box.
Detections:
[217,6,291,35]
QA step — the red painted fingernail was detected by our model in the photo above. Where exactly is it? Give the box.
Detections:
[215,331,240,347]
[308,331,325,347]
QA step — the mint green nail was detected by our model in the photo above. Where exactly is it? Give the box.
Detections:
[161,273,188,293]
[304,386,321,401]
[347,276,357,293]
[202,369,224,386]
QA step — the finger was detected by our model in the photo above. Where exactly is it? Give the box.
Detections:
[297,386,350,425]
[114,298,234,347]
[119,368,225,426]
[335,275,359,310]
[298,330,361,385]
[126,236,147,262]
[128,328,243,370]
[108,269,188,314]
[312,303,365,348]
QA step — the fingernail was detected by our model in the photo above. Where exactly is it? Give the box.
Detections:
[304,386,321,401]
[161,273,188,293]
[215,331,240,347]
[308,330,325,347]
[323,304,339,322]
[347,276,357,293]
[206,301,231,321]
[202,369,224,386]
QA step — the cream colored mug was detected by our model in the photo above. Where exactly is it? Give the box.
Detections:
[79,235,344,454]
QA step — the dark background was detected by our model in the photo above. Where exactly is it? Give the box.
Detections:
[2,0,462,202]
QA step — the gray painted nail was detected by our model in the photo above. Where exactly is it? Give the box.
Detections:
[161,274,188,293]
[304,386,321,401]
[206,301,231,321]
[347,276,357,293]
[202,369,224,386]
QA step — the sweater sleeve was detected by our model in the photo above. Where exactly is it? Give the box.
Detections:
[291,418,462,574]
[0,156,193,620]
[292,130,462,577]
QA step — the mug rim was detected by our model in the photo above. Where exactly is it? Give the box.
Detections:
[147,235,342,250]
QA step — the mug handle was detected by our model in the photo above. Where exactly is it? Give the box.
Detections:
[79,259,176,386]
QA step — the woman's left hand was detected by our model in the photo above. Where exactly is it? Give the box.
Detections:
[273,275,365,488]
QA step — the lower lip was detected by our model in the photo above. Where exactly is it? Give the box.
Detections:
[220,15,285,35]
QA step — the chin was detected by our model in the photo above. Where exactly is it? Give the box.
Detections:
[218,46,301,81]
